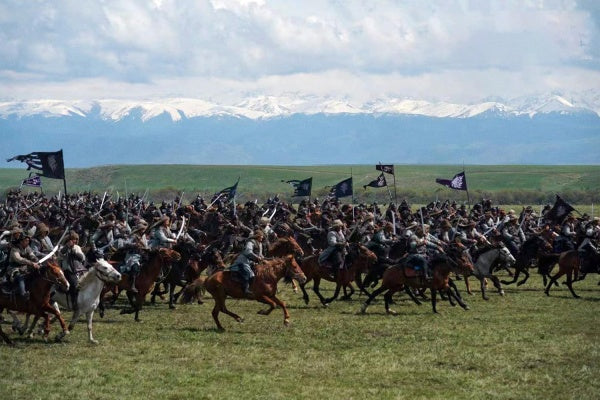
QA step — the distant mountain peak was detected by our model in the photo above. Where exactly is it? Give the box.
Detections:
[1,90,599,121]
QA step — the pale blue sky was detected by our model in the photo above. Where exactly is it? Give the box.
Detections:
[1,0,598,103]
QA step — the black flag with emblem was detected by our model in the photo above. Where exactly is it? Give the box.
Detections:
[436,171,467,191]
[376,164,394,175]
[331,177,353,198]
[7,150,65,179]
[545,195,576,223]
[286,177,312,197]
[363,173,387,189]
[214,179,239,202]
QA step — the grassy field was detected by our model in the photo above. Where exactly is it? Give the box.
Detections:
[1,272,598,400]
[1,164,599,204]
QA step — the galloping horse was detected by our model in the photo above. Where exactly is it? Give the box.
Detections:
[298,243,377,306]
[467,244,516,300]
[150,241,203,309]
[53,258,121,344]
[0,262,70,345]
[360,253,473,315]
[105,248,181,321]
[203,255,306,331]
[501,236,553,286]
[545,250,599,298]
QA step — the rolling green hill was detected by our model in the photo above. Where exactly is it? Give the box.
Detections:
[1,164,598,204]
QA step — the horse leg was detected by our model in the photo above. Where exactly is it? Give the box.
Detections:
[479,276,489,300]
[41,303,69,341]
[324,283,342,304]
[565,271,580,299]
[490,276,505,296]
[360,285,388,314]
[86,310,99,344]
[312,278,328,306]
[464,274,473,295]
[501,267,520,285]
[299,282,310,305]
[404,286,422,305]
[169,284,177,309]
[431,288,438,313]
[8,311,25,335]
[545,271,564,296]
[256,295,277,316]
[516,268,530,286]
[68,307,83,332]
[384,288,400,315]
[150,282,160,305]
[341,284,355,300]
[211,298,225,331]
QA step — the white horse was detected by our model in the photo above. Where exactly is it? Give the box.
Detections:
[21,258,121,344]
[471,245,516,300]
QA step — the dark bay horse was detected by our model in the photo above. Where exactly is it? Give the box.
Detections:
[203,255,307,331]
[545,250,600,298]
[150,241,203,309]
[104,248,181,321]
[0,262,70,345]
[360,253,473,315]
[298,243,377,306]
[501,236,553,286]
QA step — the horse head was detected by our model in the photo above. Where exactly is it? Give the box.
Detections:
[93,258,122,284]
[352,243,377,266]
[498,245,516,266]
[284,255,306,285]
[270,237,305,260]
[44,261,70,292]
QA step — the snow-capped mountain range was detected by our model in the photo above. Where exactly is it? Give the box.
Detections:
[1,91,599,121]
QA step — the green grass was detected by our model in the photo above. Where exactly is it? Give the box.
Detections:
[1,273,598,400]
[1,164,599,204]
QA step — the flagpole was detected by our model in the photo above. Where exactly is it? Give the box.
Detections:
[351,167,354,205]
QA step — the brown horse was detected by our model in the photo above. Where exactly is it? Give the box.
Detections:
[179,245,227,304]
[203,255,307,331]
[360,254,473,315]
[545,250,599,298]
[0,262,70,345]
[299,243,377,306]
[104,248,181,321]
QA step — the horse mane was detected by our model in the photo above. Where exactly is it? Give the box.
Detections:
[78,267,97,288]
[255,257,287,281]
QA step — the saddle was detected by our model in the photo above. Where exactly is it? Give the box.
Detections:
[403,265,424,279]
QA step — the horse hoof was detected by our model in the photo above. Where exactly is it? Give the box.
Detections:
[169,305,176,310]
[499,291,505,296]
[90,339,99,345]
[386,309,397,316]
[237,318,244,324]
[284,319,290,326]
[360,304,367,314]
[463,305,470,311]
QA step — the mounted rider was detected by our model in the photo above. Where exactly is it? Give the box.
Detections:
[150,216,177,249]
[59,231,86,309]
[119,223,149,293]
[501,214,525,257]
[578,217,599,263]
[8,234,40,299]
[406,225,443,280]
[366,222,395,264]
[230,230,264,296]
[318,219,347,279]
[30,223,53,259]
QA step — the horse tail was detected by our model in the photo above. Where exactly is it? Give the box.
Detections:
[180,276,206,304]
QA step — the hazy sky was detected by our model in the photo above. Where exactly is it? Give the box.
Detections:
[1,0,599,104]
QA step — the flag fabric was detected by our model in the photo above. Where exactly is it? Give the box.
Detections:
[287,177,312,197]
[436,171,467,191]
[215,179,239,201]
[7,150,65,179]
[331,177,353,198]
[21,175,42,188]
[376,164,394,175]
[363,173,387,189]
[545,195,575,223]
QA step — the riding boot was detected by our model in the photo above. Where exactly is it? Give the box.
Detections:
[16,276,29,300]
[130,272,139,293]
[242,278,253,297]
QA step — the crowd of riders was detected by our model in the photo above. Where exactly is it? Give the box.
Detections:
[0,189,598,303]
